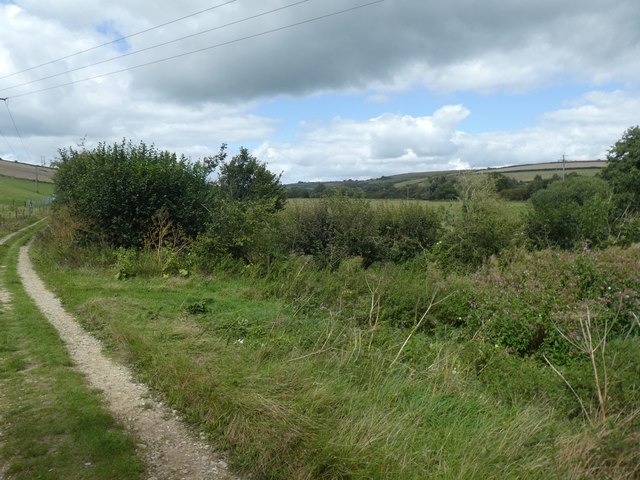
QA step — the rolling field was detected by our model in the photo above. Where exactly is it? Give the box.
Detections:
[0,176,54,205]
[392,160,607,188]
[0,158,56,183]
[0,175,53,236]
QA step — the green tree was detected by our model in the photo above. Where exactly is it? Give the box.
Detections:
[437,174,520,267]
[217,147,286,210]
[53,140,222,248]
[527,176,613,249]
[601,126,640,212]
[194,147,286,266]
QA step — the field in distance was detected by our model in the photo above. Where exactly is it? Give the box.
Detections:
[0,157,56,183]
[0,175,54,205]
[390,160,607,188]
[286,159,608,191]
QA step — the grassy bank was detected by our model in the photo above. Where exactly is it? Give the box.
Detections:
[0,176,53,236]
[31,237,640,479]
[0,176,54,205]
[0,227,143,479]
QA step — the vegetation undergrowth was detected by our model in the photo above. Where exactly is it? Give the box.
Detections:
[0,227,144,480]
[32,234,640,479]
[29,128,640,479]
[0,175,53,238]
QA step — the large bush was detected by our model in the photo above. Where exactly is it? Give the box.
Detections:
[192,148,286,268]
[527,176,613,249]
[436,175,521,267]
[54,140,223,248]
[601,126,640,213]
[280,195,441,268]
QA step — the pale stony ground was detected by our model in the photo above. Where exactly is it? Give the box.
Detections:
[0,230,14,480]
[0,226,18,480]
[1,225,240,480]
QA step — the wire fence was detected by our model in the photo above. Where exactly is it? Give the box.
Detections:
[0,196,53,226]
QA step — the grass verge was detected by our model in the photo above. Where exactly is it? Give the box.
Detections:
[0,227,144,480]
[30,240,639,479]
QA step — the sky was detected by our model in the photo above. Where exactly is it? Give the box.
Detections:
[0,0,639,183]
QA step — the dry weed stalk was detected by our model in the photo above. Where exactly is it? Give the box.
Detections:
[365,274,382,351]
[390,288,451,368]
[545,306,612,425]
[145,208,191,266]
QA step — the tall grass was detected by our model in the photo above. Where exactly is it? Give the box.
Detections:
[0,176,53,236]
[0,227,143,479]
[31,234,640,479]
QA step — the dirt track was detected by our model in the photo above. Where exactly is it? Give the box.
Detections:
[15,238,238,480]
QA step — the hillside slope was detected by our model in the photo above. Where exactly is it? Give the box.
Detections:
[0,158,56,183]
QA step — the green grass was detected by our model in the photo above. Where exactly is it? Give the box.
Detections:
[0,176,54,205]
[0,176,52,237]
[286,196,461,210]
[30,242,633,479]
[0,226,144,479]
[497,168,602,182]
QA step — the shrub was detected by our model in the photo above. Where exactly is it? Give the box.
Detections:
[436,175,522,267]
[192,199,283,271]
[527,176,613,249]
[374,202,441,263]
[279,196,441,268]
[53,140,223,248]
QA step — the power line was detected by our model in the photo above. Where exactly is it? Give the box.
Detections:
[1,0,313,94]
[2,99,31,162]
[0,0,238,82]
[6,0,384,100]
[0,123,20,160]
[0,97,17,158]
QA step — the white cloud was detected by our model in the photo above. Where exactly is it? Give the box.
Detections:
[1,1,639,180]
[256,90,639,183]
[255,105,471,182]
[7,1,637,102]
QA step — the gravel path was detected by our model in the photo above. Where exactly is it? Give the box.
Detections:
[0,218,47,247]
[16,240,239,480]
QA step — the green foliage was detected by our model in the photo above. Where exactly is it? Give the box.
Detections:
[436,175,522,267]
[193,148,286,269]
[192,199,282,269]
[114,247,138,280]
[527,176,613,248]
[217,147,286,210]
[185,300,209,315]
[601,125,640,212]
[375,202,441,263]
[53,139,223,248]
[279,195,441,268]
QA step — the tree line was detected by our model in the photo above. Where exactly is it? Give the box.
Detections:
[51,127,640,271]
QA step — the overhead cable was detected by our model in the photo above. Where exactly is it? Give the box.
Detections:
[6,0,385,100]
[1,0,313,94]
[0,0,238,81]
[2,99,31,162]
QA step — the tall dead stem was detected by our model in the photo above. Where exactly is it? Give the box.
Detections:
[550,306,612,424]
[390,288,451,368]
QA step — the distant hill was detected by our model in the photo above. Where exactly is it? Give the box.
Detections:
[0,158,56,183]
[285,160,609,200]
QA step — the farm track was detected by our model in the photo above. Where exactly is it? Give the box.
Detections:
[3,226,238,480]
